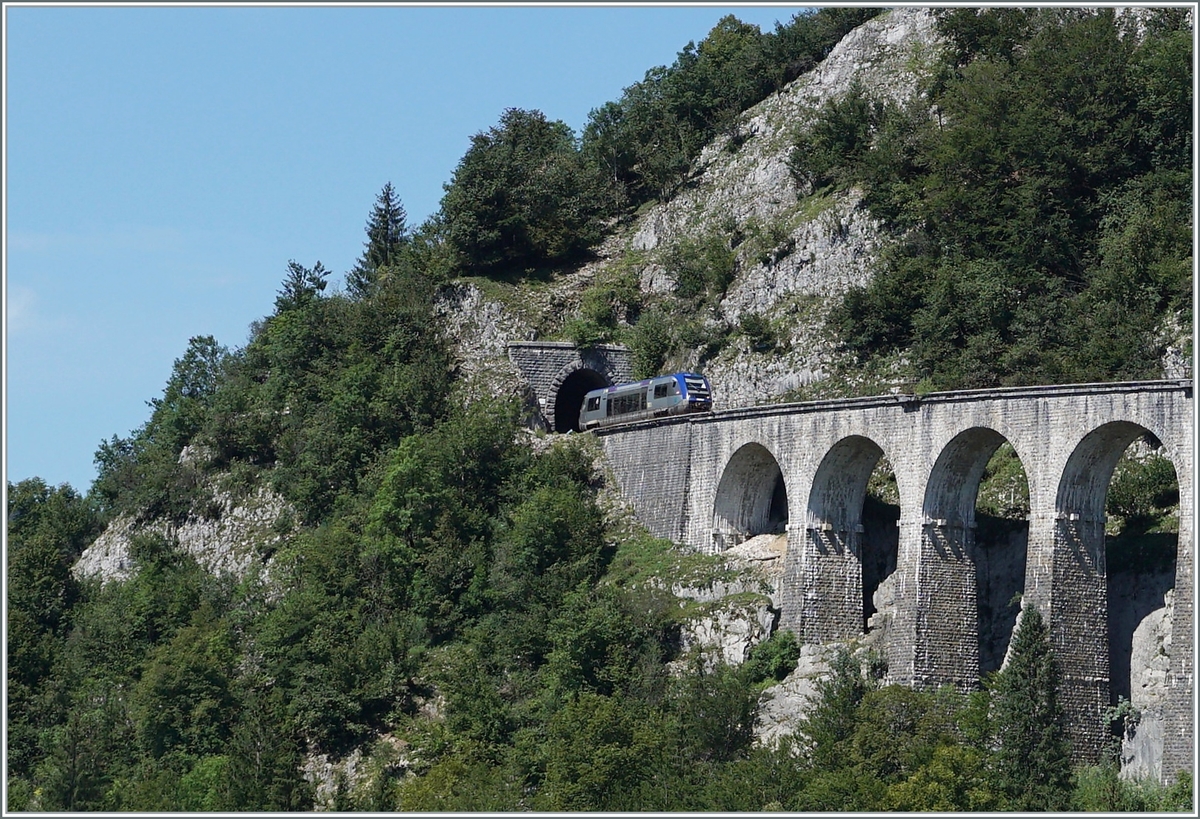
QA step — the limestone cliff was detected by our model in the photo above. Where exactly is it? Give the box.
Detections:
[74,447,294,585]
[437,7,944,409]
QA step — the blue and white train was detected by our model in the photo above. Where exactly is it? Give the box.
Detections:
[578,372,713,431]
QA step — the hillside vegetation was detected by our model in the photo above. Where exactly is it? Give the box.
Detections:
[818,7,1192,390]
[5,8,1192,811]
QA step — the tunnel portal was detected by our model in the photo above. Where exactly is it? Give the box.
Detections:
[553,367,610,433]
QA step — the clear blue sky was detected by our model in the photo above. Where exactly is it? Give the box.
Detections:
[4,2,816,494]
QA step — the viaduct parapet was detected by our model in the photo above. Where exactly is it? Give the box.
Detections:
[507,341,634,432]
[596,379,1194,782]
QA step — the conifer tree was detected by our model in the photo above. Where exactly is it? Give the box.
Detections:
[275,260,329,312]
[348,182,408,298]
[989,605,1074,810]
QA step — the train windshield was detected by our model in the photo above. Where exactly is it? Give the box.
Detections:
[681,375,711,398]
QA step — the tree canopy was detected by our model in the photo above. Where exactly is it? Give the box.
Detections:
[813,8,1192,390]
[440,107,605,275]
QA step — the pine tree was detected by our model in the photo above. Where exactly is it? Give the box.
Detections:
[989,605,1074,810]
[275,260,329,312]
[347,182,408,298]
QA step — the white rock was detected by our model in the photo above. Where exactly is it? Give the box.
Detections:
[73,483,291,584]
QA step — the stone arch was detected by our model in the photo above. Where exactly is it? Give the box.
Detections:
[550,365,610,433]
[1053,420,1180,764]
[808,435,883,534]
[924,427,1010,534]
[711,442,788,551]
[1057,421,1150,528]
[803,435,898,641]
[915,426,1027,690]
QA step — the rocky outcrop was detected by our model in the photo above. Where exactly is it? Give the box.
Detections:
[1116,582,1176,781]
[74,482,291,584]
[432,9,945,413]
[630,8,943,408]
[304,734,413,811]
[632,9,940,255]
[670,534,786,671]
[754,643,842,749]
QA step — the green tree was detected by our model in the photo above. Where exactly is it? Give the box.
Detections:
[130,612,236,759]
[440,108,605,275]
[580,100,635,215]
[989,605,1074,810]
[886,743,999,811]
[795,648,879,771]
[89,337,229,522]
[347,182,409,298]
[145,335,229,455]
[541,584,669,702]
[847,686,958,783]
[626,308,672,379]
[275,259,329,312]
[6,479,100,782]
[34,682,135,811]
[669,660,758,765]
[366,402,526,638]
[225,686,313,810]
[825,8,1191,390]
[538,692,668,811]
[789,81,889,191]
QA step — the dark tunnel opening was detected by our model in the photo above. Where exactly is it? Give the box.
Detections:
[554,368,610,433]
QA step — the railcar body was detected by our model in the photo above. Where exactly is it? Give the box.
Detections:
[578,372,713,431]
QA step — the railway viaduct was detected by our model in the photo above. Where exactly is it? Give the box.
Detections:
[508,344,1194,781]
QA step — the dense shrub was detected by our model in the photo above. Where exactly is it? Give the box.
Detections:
[440,108,606,276]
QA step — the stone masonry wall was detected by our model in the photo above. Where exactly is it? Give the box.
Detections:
[595,380,1193,782]
[596,418,693,544]
[507,342,634,431]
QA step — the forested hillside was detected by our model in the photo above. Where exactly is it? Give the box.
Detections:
[817,7,1193,390]
[5,8,1193,811]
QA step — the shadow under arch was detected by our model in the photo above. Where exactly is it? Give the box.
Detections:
[918,426,1028,690]
[1055,420,1179,760]
[804,435,898,638]
[552,367,610,433]
[1057,421,1154,527]
[711,442,788,552]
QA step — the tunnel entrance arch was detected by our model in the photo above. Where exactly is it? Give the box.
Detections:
[712,442,788,552]
[551,367,610,433]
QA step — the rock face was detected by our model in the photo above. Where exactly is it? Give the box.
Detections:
[1114,579,1177,782]
[434,281,536,403]
[74,482,291,584]
[671,533,787,671]
[754,643,836,748]
[631,8,939,256]
[632,7,943,407]
[436,9,945,413]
